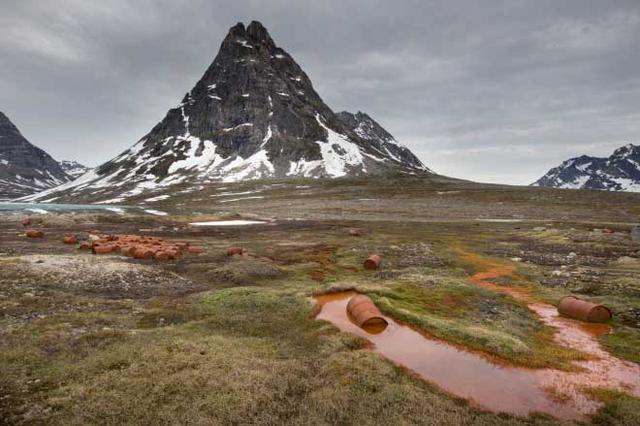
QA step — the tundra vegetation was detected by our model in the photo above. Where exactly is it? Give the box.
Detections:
[1,177,639,425]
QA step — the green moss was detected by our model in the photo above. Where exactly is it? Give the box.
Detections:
[365,281,587,369]
[600,327,640,364]
[586,388,640,425]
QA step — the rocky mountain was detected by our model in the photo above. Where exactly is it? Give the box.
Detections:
[0,111,71,200]
[58,160,90,179]
[24,21,430,203]
[336,111,431,172]
[533,144,640,192]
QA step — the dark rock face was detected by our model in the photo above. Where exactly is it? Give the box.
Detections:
[26,21,430,203]
[336,111,429,172]
[533,144,640,192]
[0,112,70,200]
[58,160,90,179]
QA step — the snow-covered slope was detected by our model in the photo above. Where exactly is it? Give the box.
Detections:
[0,111,71,200]
[58,160,90,179]
[533,144,640,192]
[24,21,430,203]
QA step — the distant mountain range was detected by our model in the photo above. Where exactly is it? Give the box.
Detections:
[22,21,431,203]
[533,144,640,192]
[0,111,74,200]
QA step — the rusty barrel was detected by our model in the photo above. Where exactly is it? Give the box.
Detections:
[558,296,612,323]
[227,247,245,256]
[25,229,43,238]
[63,235,78,244]
[363,255,381,270]
[346,294,388,329]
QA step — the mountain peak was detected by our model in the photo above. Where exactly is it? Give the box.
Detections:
[221,21,276,52]
[23,21,431,203]
[0,111,21,138]
[0,112,71,199]
[246,21,274,45]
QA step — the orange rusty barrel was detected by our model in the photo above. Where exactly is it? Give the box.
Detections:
[166,249,179,260]
[63,235,78,244]
[26,229,44,238]
[187,246,205,254]
[346,294,388,330]
[78,241,91,250]
[93,244,114,254]
[558,296,612,323]
[133,247,154,259]
[363,255,381,270]
[227,247,245,256]
[155,251,170,261]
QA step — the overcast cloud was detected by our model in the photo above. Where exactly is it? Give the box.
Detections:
[1,0,639,184]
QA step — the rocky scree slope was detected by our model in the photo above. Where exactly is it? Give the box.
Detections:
[0,111,71,200]
[533,144,640,192]
[58,160,90,179]
[24,21,430,203]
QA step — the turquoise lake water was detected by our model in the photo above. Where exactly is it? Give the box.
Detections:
[0,202,127,214]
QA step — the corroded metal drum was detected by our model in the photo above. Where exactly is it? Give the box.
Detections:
[347,294,388,330]
[363,255,381,270]
[558,296,612,323]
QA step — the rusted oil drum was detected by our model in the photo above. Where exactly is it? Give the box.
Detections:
[346,294,388,330]
[25,229,43,238]
[63,235,78,244]
[227,247,245,256]
[363,255,381,270]
[558,296,612,323]
[93,244,114,254]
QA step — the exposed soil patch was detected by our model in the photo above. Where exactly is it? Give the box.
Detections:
[8,255,201,298]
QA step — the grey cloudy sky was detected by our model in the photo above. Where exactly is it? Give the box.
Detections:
[1,0,639,184]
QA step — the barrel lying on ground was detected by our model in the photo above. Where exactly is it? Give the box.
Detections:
[63,235,78,244]
[25,229,43,238]
[346,294,388,332]
[227,246,245,256]
[558,296,612,322]
[363,255,381,270]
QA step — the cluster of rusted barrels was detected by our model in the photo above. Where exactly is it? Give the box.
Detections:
[74,233,205,261]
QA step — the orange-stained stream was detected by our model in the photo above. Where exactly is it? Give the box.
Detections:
[315,259,640,420]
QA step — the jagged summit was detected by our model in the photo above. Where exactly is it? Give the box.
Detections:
[0,111,71,200]
[533,143,640,192]
[25,21,431,203]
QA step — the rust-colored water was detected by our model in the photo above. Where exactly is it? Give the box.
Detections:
[315,254,640,420]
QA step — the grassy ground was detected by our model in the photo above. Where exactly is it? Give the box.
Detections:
[1,178,640,425]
